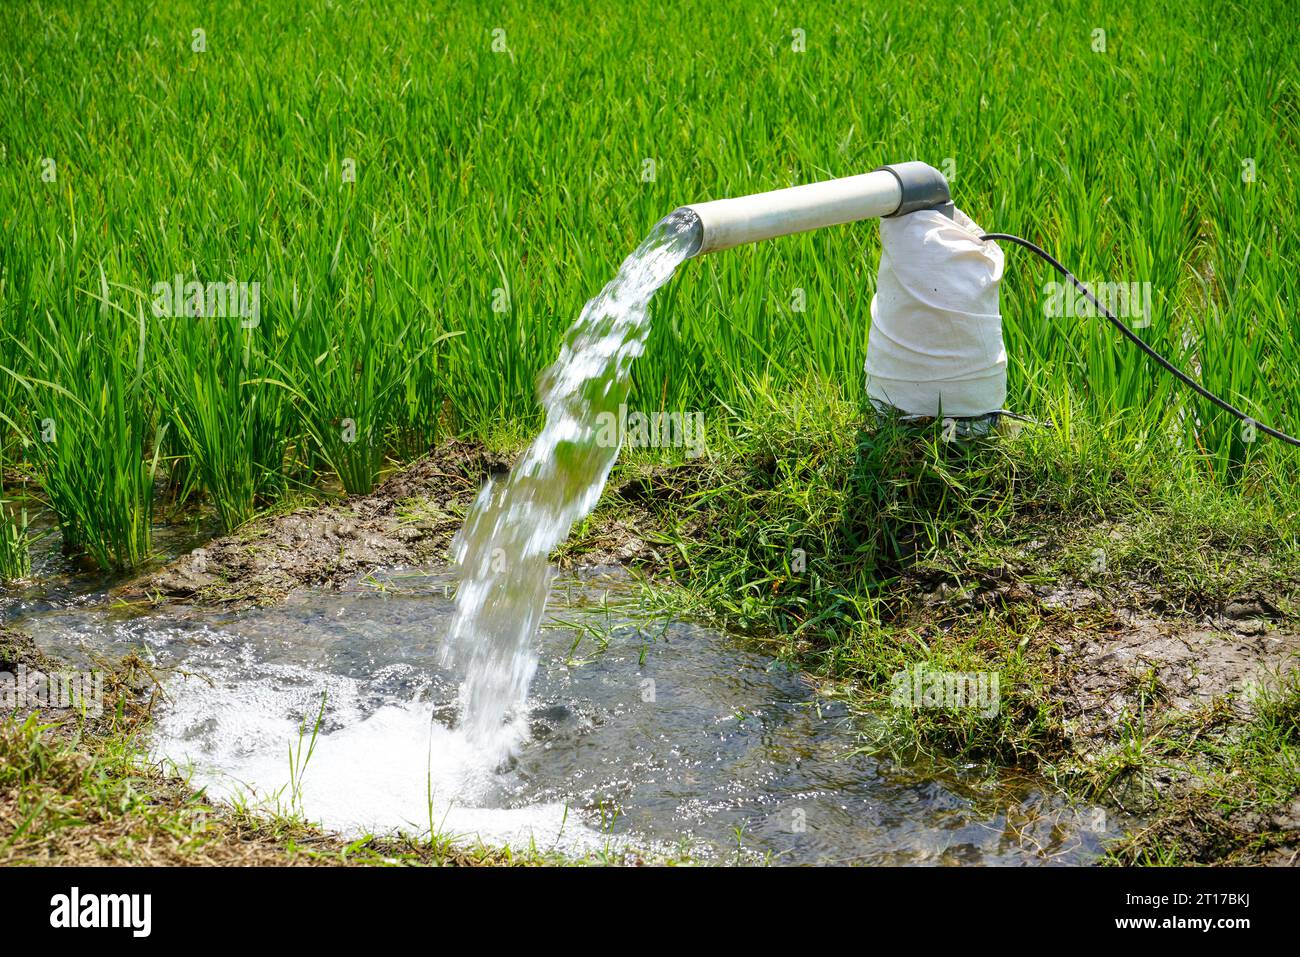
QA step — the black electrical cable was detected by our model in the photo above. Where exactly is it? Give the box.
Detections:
[981,232,1300,448]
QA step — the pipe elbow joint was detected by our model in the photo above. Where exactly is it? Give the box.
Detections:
[876,162,954,217]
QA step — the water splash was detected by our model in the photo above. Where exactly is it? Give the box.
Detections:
[442,210,701,756]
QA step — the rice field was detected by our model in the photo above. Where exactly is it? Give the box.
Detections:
[2,0,1298,571]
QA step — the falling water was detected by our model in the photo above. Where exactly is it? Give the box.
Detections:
[441,209,702,755]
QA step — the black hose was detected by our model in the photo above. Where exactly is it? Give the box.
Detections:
[981,232,1300,448]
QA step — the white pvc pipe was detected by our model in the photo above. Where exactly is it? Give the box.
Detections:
[680,169,903,256]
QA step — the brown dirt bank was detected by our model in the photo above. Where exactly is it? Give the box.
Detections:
[904,571,1300,864]
[116,438,665,608]
[117,440,511,609]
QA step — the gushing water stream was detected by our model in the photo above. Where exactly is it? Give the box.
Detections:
[441,211,701,756]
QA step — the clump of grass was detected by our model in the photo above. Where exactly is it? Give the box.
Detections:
[4,251,163,571]
[630,378,1017,638]
[152,309,289,532]
[0,449,34,581]
[0,497,32,582]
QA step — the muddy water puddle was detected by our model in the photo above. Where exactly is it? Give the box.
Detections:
[15,568,1117,864]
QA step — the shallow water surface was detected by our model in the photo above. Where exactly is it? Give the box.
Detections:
[0,499,217,623]
[18,569,1116,864]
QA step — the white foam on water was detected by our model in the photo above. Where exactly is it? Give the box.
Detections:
[151,666,619,856]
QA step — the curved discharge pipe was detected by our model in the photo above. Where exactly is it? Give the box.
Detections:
[675,161,953,257]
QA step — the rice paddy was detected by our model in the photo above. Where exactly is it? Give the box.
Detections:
[1,0,1297,572]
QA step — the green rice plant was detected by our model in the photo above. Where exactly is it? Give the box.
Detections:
[267,239,453,496]
[152,305,290,532]
[5,249,162,571]
[0,476,33,582]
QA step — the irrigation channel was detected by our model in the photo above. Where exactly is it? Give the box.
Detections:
[5,214,1117,863]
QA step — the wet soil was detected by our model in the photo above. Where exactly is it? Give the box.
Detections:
[117,441,511,608]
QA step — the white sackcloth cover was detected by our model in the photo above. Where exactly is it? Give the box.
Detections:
[866,206,1006,417]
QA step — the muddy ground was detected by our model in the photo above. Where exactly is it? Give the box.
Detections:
[906,568,1300,864]
[6,439,1299,864]
[1045,589,1299,865]
[1047,591,1297,740]
[118,440,510,607]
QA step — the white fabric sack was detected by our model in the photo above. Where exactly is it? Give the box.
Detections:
[866,206,1006,418]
